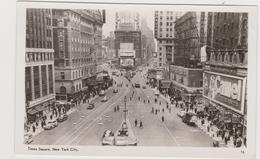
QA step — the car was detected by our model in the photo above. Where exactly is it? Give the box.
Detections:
[24,133,33,144]
[135,83,140,88]
[177,110,186,118]
[87,103,95,110]
[117,83,123,87]
[112,72,116,75]
[99,90,105,96]
[113,89,118,93]
[182,112,197,126]
[114,132,138,146]
[101,130,115,146]
[101,96,108,102]
[57,114,68,122]
[142,85,146,89]
[44,120,58,130]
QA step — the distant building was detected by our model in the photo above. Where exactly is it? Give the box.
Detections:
[25,9,55,123]
[114,11,142,67]
[52,9,105,103]
[204,12,248,137]
[167,12,207,103]
[141,18,155,62]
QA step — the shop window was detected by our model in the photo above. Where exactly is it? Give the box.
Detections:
[60,86,66,94]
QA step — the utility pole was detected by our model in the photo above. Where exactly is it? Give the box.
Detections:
[123,96,127,122]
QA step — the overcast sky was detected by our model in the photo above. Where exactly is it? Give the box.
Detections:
[102,10,155,37]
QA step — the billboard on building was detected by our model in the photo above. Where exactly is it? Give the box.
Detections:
[120,58,134,67]
[120,43,134,50]
[203,71,246,114]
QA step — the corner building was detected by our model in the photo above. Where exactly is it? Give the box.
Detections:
[52,9,105,103]
[25,9,55,123]
[204,12,248,138]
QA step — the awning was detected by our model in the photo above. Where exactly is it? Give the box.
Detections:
[35,105,46,112]
[27,108,38,115]
[160,80,171,89]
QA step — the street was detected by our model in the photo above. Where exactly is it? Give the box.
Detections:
[31,66,213,147]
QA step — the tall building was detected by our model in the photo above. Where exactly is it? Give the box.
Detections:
[154,11,179,68]
[167,12,207,103]
[52,9,105,103]
[141,18,155,62]
[25,9,55,123]
[174,12,207,67]
[204,12,248,137]
[114,11,142,68]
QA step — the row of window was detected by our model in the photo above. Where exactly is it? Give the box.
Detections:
[214,36,247,48]
[26,52,54,63]
[26,39,52,49]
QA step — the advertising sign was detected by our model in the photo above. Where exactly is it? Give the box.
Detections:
[203,71,246,114]
[120,43,134,50]
[120,58,134,67]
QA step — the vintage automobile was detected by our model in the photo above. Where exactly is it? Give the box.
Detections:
[101,130,115,146]
[24,133,33,144]
[177,110,186,118]
[87,103,95,110]
[182,112,197,126]
[101,96,108,102]
[113,88,118,93]
[57,114,68,122]
[99,90,105,96]
[142,85,146,89]
[44,120,58,130]
[135,83,140,88]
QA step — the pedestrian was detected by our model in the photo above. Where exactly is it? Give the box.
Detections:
[169,107,171,113]
[32,125,36,133]
[35,121,38,128]
[117,105,120,111]
[162,116,165,122]
[155,109,157,115]
[114,106,116,112]
[41,121,44,128]
[134,119,138,127]
[148,100,150,103]
[166,103,169,109]
[139,121,143,128]
[162,108,164,113]
[152,107,154,113]
[159,101,161,105]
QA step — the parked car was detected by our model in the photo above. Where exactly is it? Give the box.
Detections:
[24,133,33,144]
[101,130,115,146]
[182,112,197,126]
[101,96,108,102]
[113,89,118,93]
[57,114,68,122]
[44,120,58,130]
[99,90,105,96]
[87,103,95,110]
[135,83,140,88]
[177,110,186,118]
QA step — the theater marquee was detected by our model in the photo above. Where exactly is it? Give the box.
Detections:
[203,71,246,114]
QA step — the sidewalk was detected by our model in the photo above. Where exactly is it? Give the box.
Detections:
[152,89,236,148]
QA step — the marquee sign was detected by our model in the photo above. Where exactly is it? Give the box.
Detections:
[203,71,246,114]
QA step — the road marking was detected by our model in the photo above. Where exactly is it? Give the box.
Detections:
[52,81,127,145]
[161,122,181,146]
[66,88,131,145]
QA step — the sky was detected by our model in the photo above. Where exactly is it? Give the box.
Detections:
[102,10,155,37]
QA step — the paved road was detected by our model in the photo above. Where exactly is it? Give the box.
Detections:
[31,66,213,147]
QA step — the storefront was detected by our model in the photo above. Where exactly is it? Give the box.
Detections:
[203,71,247,136]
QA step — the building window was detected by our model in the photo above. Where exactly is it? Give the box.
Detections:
[41,66,48,96]
[25,67,32,101]
[48,65,54,94]
[60,86,66,94]
[33,66,40,99]
[60,72,65,80]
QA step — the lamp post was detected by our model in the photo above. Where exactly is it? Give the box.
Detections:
[123,96,127,122]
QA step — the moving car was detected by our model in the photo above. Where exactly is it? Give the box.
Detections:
[113,88,118,93]
[142,85,146,89]
[24,133,33,144]
[177,110,186,118]
[182,112,197,126]
[44,120,58,130]
[135,83,140,88]
[99,90,105,96]
[57,114,68,122]
[101,130,115,146]
[87,103,95,110]
[101,96,108,102]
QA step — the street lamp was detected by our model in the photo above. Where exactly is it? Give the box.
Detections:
[123,96,127,122]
